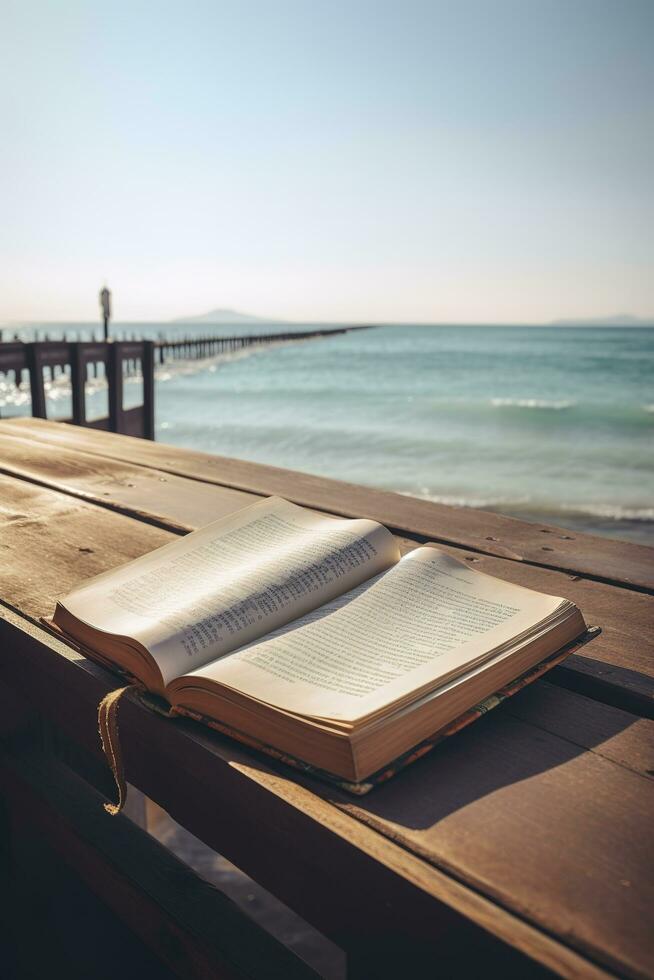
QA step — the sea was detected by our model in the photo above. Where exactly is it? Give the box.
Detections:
[2,322,653,545]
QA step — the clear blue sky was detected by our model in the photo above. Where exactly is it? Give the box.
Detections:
[1,0,652,323]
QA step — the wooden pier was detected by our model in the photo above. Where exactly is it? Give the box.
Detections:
[154,325,370,364]
[0,325,370,438]
[0,416,652,979]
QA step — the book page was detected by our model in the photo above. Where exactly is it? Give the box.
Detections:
[190,547,565,722]
[58,496,399,685]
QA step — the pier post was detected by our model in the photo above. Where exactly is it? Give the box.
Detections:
[142,341,155,440]
[26,344,47,419]
[70,344,86,426]
[107,343,123,433]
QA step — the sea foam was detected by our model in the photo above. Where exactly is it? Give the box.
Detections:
[490,397,574,410]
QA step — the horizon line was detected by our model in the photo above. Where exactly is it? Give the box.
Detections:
[2,318,654,329]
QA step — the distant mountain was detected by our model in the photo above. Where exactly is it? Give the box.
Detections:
[171,308,286,325]
[550,314,653,327]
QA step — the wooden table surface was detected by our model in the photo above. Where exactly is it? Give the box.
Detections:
[1,416,652,979]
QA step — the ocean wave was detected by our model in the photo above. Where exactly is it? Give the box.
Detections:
[407,490,654,522]
[408,490,533,509]
[489,397,574,410]
[643,404,654,413]
[560,503,654,521]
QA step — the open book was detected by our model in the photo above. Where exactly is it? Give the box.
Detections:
[53,497,588,784]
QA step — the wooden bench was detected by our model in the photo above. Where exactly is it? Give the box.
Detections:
[0,416,652,978]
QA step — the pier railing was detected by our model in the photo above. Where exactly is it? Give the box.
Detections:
[0,340,155,439]
[0,325,370,438]
[154,325,366,363]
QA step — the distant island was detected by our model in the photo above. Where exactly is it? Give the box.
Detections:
[550,314,653,327]
[171,308,287,325]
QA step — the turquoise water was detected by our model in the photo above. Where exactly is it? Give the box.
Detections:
[2,324,653,543]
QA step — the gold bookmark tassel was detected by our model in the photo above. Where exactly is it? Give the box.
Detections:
[97,685,139,815]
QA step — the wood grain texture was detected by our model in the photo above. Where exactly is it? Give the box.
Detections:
[2,425,653,976]
[0,609,621,979]
[0,473,172,619]
[1,433,651,713]
[3,416,653,592]
[0,429,256,532]
[501,682,654,778]
[340,703,654,980]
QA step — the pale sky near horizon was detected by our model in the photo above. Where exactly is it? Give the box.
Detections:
[1,0,653,324]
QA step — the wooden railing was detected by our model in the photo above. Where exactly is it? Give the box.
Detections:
[0,326,371,439]
[0,340,155,439]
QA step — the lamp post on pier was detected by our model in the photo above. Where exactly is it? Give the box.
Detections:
[99,285,112,341]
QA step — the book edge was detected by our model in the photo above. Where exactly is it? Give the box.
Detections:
[41,615,600,796]
[159,627,602,795]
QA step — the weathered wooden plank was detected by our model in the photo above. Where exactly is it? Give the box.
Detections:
[1,438,651,713]
[0,609,622,979]
[339,689,654,980]
[3,416,653,592]
[1,744,318,980]
[1,456,653,972]
[0,474,172,619]
[501,682,654,778]
[0,474,651,976]
[0,430,256,532]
